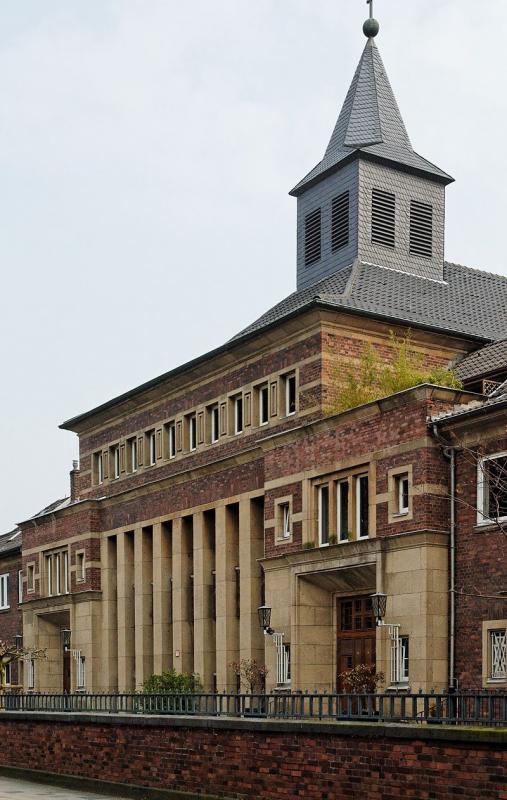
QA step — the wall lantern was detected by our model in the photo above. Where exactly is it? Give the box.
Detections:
[14,634,23,650]
[370,592,388,626]
[257,606,274,636]
[61,629,71,651]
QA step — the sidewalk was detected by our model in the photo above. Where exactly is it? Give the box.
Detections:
[0,776,128,799]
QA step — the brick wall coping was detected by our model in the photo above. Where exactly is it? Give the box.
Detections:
[1,711,506,744]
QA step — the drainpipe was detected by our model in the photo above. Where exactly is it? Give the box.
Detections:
[432,424,456,691]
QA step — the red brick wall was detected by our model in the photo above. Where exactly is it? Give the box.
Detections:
[0,550,22,684]
[0,716,504,800]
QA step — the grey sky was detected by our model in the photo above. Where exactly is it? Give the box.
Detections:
[1,0,505,532]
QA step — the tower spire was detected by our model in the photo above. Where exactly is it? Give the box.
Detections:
[364,0,380,39]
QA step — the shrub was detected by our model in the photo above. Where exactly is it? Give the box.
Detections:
[143,670,202,694]
[334,331,462,413]
[303,540,316,549]
[338,664,384,693]
[231,658,269,693]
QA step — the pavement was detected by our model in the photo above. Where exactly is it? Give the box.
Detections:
[0,776,129,799]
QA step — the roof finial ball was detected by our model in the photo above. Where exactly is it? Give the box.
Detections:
[363,0,380,38]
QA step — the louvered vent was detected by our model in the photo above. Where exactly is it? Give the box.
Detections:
[331,192,349,252]
[305,208,322,266]
[410,200,433,258]
[371,189,395,248]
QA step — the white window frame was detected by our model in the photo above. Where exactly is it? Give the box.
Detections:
[337,479,350,542]
[211,406,220,443]
[281,503,291,539]
[400,635,409,683]
[18,570,23,605]
[76,551,85,583]
[130,438,138,472]
[397,474,410,515]
[0,574,9,610]
[285,374,296,417]
[113,446,120,479]
[318,484,330,546]
[489,629,507,681]
[189,416,197,451]
[96,453,103,485]
[27,564,35,593]
[47,555,53,596]
[356,474,369,539]
[149,431,156,465]
[27,657,35,690]
[76,653,86,690]
[4,662,11,687]
[234,396,243,435]
[168,424,176,459]
[259,385,269,426]
[477,451,507,525]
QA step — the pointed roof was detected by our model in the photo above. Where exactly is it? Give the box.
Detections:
[291,39,453,196]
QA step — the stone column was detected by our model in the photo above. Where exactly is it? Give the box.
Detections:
[239,498,264,666]
[172,517,194,674]
[153,521,172,675]
[215,504,239,691]
[193,511,216,690]
[117,531,135,691]
[100,535,118,690]
[134,527,154,690]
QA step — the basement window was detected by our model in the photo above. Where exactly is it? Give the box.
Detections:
[409,200,433,258]
[371,188,395,248]
[305,208,322,266]
[331,191,350,252]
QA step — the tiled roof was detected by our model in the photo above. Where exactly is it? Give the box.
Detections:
[431,379,507,425]
[30,497,69,520]
[0,528,21,557]
[456,340,507,382]
[291,39,452,196]
[231,261,507,343]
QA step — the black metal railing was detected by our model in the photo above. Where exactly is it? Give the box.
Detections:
[1,690,507,726]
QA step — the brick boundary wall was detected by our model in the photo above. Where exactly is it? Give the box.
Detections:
[0,713,506,800]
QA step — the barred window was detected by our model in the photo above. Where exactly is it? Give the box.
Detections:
[490,629,507,681]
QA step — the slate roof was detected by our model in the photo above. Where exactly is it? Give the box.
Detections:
[291,39,453,196]
[455,340,507,382]
[231,261,507,343]
[30,497,69,520]
[0,528,21,557]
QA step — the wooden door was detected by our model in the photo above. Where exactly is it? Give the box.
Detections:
[336,596,376,691]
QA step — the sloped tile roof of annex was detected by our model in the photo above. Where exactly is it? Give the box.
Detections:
[455,339,507,382]
[231,261,507,344]
[431,379,507,426]
[0,528,21,557]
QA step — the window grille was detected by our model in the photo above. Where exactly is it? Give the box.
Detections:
[73,650,86,690]
[490,630,507,680]
[305,208,322,266]
[273,633,290,686]
[331,192,349,252]
[389,626,408,686]
[478,454,507,523]
[409,200,433,258]
[371,189,395,248]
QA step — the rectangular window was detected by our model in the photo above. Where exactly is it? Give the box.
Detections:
[76,552,85,583]
[259,385,269,426]
[129,438,138,473]
[94,452,103,485]
[77,655,86,690]
[280,503,291,539]
[490,629,507,681]
[168,423,176,459]
[356,475,369,538]
[27,658,35,690]
[211,405,220,443]
[318,485,330,546]
[148,431,156,465]
[409,200,433,258]
[372,188,395,249]
[234,396,243,435]
[111,445,120,480]
[285,374,296,416]
[304,207,322,266]
[331,191,350,252]
[27,564,35,593]
[0,574,9,610]
[189,415,197,451]
[478,453,507,524]
[400,636,410,683]
[337,480,350,542]
[46,551,69,597]
[397,474,410,515]
[4,662,11,686]
[18,570,23,605]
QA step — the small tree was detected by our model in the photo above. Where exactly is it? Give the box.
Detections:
[143,670,202,694]
[231,659,269,693]
[338,664,384,693]
[0,640,46,691]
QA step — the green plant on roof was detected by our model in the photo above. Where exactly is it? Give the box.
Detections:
[333,331,462,414]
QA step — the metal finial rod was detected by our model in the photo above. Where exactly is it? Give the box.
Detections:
[367,0,373,19]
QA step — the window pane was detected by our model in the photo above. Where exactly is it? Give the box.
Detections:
[358,475,369,537]
[286,376,296,415]
[486,457,507,520]
[260,386,269,425]
[338,481,349,541]
[490,630,507,679]
[319,486,329,544]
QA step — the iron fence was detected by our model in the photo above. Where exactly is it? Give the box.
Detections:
[1,690,507,726]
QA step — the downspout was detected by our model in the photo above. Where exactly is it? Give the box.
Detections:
[432,424,457,691]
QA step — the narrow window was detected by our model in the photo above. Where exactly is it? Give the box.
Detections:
[396,474,410,515]
[337,480,349,542]
[4,663,11,687]
[371,189,395,248]
[280,503,291,539]
[95,452,103,485]
[478,454,507,523]
[129,438,138,473]
[112,445,120,480]
[285,374,296,416]
[18,570,23,605]
[331,191,350,252]
[409,200,433,258]
[234,396,243,435]
[305,208,322,266]
[77,655,86,690]
[55,553,61,595]
[400,636,410,683]
[318,485,330,546]
[76,552,85,583]
[46,555,53,597]
[168,423,176,459]
[63,551,69,594]
[259,385,269,426]
[27,564,35,593]
[0,574,9,610]
[356,474,369,538]
[211,405,220,443]
[146,430,156,465]
[489,629,507,681]
[189,415,197,451]
[27,658,35,690]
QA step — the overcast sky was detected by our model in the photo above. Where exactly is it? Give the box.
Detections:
[0,0,505,532]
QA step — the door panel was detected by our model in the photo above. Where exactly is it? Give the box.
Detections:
[337,596,376,691]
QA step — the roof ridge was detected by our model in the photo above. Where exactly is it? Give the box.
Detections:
[445,260,507,281]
